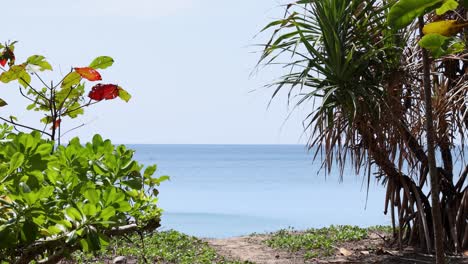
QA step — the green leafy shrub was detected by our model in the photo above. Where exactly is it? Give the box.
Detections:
[265,225,368,258]
[0,42,167,263]
[76,230,249,264]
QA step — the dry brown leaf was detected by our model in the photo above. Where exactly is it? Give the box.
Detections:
[338,247,353,256]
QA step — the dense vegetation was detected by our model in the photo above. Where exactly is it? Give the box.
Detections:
[265,225,370,259]
[0,43,167,263]
[259,0,467,262]
[73,230,251,264]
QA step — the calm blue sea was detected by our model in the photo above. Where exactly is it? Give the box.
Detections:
[129,144,390,238]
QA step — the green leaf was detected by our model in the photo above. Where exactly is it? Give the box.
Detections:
[159,175,170,182]
[79,238,89,251]
[83,203,97,216]
[18,70,31,88]
[0,98,7,107]
[123,178,143,190]
[87,227,101,250]
[418,33,464,58]
[26,55,53,71]
[0,65,30,87]
[144,165,157,178]
[40,116,52,124]
[65,230,77,244]
[47,225,63,235]
[388,0,444,29]
[61,72,81,88]
[98,207,115,221]
[26,103,35,110]
[19,182,31,193]
[436,0,459,14]
[83,189,100,204]
[115,201,131,212]
[65,207,83,222]
[117,87,131,102]
[9,152,24,173]
[89,56,114,69]
[463,0,468,7]
[35,143,52,156]
[64,101,84,118]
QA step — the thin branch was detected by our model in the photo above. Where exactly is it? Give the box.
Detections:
[60,123,86,138]
[0,116,52,137]
[61,100,98,116]
[33,72,50,89]
[18,77,50,104]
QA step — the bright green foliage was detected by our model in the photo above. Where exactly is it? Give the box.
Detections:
[436,0,459,15]
[0,64,30,88]
[26,55,53,71]
[0,42,132,141]
[419,33,466,57]
[118,86,132,102]
[388,0,464,58]
[388,0,444,29]
[89,56,114,69]
[265,226,369,258]
[74,230,251,264]
[0,129,167,263]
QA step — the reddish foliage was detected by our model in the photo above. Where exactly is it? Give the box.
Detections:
[0,47,15,67]
[51,119,61,130]
[74,67,102,81]
[88,84,119,101]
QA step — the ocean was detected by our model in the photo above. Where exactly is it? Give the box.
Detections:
[130,144,390,238]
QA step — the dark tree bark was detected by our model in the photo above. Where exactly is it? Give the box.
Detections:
[419,16,445,264]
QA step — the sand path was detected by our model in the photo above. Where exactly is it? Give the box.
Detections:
[205,235,307,264]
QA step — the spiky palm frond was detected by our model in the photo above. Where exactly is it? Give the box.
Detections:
[259,0,400,176]
[259,0,468,253]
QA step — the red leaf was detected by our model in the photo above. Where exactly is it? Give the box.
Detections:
[1,48,15,66]
[74,67,102,81]
[88,84,119,101]
[50,119,61,130]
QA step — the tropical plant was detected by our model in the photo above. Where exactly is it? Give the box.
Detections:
[0,41,131,144]
[0,42,168,263]
[258,0,467,258]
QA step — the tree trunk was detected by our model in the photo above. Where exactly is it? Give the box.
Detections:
[419,16,445,264]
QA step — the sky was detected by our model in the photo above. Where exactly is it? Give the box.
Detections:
[1,0,311,144]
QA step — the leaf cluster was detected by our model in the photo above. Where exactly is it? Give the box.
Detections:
[388,0,467,58]
[0,43,131,142]
[0,128,168,263]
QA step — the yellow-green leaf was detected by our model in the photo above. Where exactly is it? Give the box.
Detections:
[61,72,81,88]
[388,0,444,29]
[0,65,28,85]
[423,20,459,36]
[26,55,53,71]
[436,0,458,14]
[117,87,131,102]
[418,33,464,58]
[0,98,7,107]
[89,56,114,69]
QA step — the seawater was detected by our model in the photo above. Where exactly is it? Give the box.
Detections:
[129,144,390,238]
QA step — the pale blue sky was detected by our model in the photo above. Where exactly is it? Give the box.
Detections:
[2,0,309,144]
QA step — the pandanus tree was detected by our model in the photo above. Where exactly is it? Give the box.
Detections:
[259,0,467,258]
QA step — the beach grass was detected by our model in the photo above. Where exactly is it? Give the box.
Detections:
[71,230,251,264]
[69,226,391,263]
[264,225,379,259]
